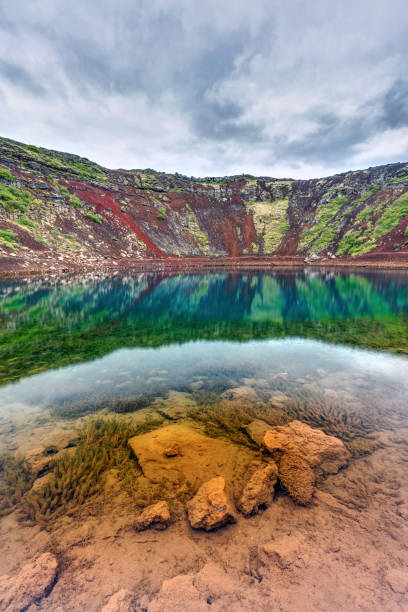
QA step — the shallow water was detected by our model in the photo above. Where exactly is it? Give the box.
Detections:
[1,269,408,610]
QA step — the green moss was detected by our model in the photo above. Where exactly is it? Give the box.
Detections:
[0,166,13,181]
[387,175,408,185]
[404,226,408,238]
[0,229,18,249]
[373,191,408,239]
[0,184,32,213]
[16,216,35,228]
[86,212,102,224]
[298,195,348,251]
[336,230,376,256]
[246,198,289,253]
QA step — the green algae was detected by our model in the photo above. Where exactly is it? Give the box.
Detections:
[20,416,164,527]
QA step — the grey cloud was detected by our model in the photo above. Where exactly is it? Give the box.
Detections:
[0,59,45,96]
[0,0,407,176]
[382,79,408,129]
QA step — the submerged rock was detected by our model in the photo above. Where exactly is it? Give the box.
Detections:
[128,424,254,489]
[134,501,171,531]
[0,552,58,612]
[238,462,278,516]
[269,391,291,409]
[262,420,350,477]
[244,419,271,445]
[101,589,135,612]
[186,476,236,531]
[278,453,316,505]
[221,386,259,402]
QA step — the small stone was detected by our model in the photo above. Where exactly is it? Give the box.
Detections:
[385,568,408,594]
[134,501,170,531]
[0,552,58,612]
[101,589,135,612]
[163,445,179,457]
[186,477,236,531]
[238,462,278,516]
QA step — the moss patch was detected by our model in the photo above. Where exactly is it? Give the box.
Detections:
[246,198,289,253]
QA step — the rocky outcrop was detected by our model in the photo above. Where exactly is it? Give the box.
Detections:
[186,477,236,531]
[101,589,135,612]
[262,420,350,477]
[0,552,58,612]
[238,462,278,516]
[134,501,171,531]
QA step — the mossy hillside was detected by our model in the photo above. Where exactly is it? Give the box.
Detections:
[0,165,13,181]
[23,144,107,183]
[245,198,289,253]
[298,195,349,253]
[372,190,408,239]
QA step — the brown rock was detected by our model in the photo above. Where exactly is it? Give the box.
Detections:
[101,589,135,612]
[186,477,236,531]
[128,424,254,489]
[134,501,171,531]
[238,462,278,516]
[262,420,350,477]
[278,453,315,505]
[244,419,271,445]
[0,552,58,612]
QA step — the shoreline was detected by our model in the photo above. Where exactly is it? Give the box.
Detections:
[2,253,408,278]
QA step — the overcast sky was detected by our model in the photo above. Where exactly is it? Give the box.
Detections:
[0,0,408,178]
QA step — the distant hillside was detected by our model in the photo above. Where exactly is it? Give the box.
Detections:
[0,137,408,272]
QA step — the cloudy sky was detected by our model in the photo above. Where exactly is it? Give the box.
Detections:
[0,0,408,178]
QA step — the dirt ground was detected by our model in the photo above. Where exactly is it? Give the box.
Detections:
[1,426,408,612]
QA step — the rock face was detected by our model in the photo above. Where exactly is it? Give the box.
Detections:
[134,501,171,531]
[186,477,236,531]
[262,420,350,477]
[238,462,278,516]
[278,453,316,505]
[101,589,135,612]
[0,552,58,612]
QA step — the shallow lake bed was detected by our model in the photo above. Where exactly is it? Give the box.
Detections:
[1,269,408,610]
